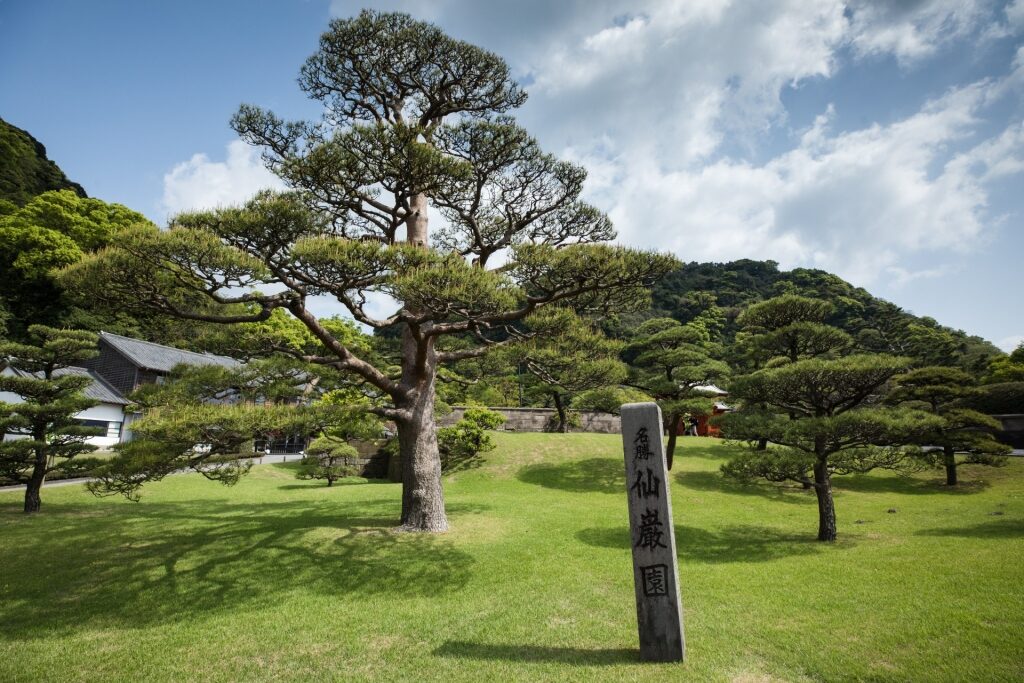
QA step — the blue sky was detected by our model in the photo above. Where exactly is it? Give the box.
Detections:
[2,0,1022,350]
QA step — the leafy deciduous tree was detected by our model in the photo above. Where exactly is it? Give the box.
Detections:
[983,343,1024,384]
[0,190,153,338]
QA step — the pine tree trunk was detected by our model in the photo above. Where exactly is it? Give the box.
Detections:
[665,413,679,471]
[943,445,958,486]
[813,458,837,542]
[24,448,46,514]
[756,438,768,451]
[406,193,429,247]
[552,392,569,433]
[394,326,448,533]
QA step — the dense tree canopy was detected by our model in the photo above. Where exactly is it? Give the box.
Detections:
[644,260,1001,375]
[0,190,154,339]
[984,343,1024,384]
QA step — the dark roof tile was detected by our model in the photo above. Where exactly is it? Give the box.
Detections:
[8,366,130,405]
[100,332,240,373]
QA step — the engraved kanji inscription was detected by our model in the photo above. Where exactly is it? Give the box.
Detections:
[633,426,653,462]
[630,467,661,499]
[640,564,669,597]
[635,508,667,550]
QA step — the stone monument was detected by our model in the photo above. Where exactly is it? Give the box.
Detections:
[620,402,685,662]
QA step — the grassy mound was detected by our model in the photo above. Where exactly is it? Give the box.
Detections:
[2,434,1022,681]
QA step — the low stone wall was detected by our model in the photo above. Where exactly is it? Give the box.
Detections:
[994,414,1024,449]
[439,406,622,434]
[346,440,390,477]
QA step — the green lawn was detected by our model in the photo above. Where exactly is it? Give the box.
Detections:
[2,434,1022,682]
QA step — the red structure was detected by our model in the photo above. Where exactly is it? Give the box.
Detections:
[673,401,731,437]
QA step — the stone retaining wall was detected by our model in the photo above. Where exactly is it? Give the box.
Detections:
[994,414,1024,449]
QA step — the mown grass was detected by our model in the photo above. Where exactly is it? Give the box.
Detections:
[1,434,1022,682]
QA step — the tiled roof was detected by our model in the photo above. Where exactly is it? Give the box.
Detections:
[100,332,240,373]
[8,366,130,405]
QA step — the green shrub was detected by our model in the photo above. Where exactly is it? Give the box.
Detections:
[462,406,505,430]
[437,407,505,472]
[296,436,360,486]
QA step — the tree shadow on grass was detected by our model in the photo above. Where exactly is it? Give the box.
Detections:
[915,518,1024,539]
[276,479,391,491]
[576,524,840,563]
[676,470,815,506]
[673,440,746,462]
[0,497,480,639]
[834,474,990,495]
[433,641,637,665]
[517,458,622,494]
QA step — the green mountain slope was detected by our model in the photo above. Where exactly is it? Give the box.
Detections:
[0,117,86,206]
[638,259,1001,374]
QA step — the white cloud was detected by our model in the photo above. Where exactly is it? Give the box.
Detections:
[528,0,848,167]
[162,0,1023,306]
[997,334,1024,352]
[1006,0,1024,31]
[161,140,285,221]
[846,0,994,63]
[570,71,1024,287]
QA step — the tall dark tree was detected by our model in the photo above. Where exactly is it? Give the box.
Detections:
[0,326,101,513]
[62,11,675,531]
[888,367,1009,485]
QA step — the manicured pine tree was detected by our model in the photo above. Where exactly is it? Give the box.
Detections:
[297,437,360,487]
[624,316,730,468]
[0,326,101,513]
[511,308,627,433]
[62,11,675,531]
[719,300,941,541]
[733,293,851,367]
[888,366,1009,485]
[731,294,852,458]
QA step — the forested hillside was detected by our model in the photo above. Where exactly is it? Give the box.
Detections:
[622,259,1001,374]
[0,118,86,206]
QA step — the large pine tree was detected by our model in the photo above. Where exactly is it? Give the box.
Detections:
[62,11,674,531]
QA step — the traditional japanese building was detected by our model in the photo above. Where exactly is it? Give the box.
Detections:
[79,332,240,397]
[3,333,242,449]
[0,365,131,448]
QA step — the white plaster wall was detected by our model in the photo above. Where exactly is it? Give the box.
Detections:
[1,392,126,448]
